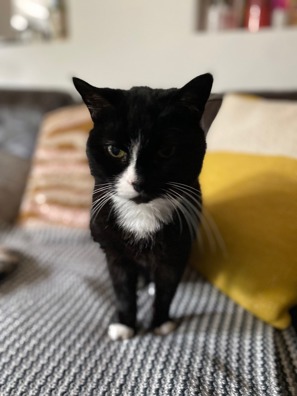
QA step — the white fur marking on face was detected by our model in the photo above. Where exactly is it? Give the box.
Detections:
[112,138,174,239]
[112,195,174,239]
[108,323,135,340]
[154,321,177,336]
[115,140,140,200]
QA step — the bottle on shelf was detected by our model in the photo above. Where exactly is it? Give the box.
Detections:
[206,0,244,31]
[271,0,289,28]
[244,0,271,32]
[288,0,297,25]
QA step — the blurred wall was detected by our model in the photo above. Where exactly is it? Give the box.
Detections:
[0,0,297,93]
[0,0,15,40]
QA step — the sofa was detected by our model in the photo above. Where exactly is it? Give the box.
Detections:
[0,88,296,396]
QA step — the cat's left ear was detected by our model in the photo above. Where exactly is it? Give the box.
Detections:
[179,73,213,114]
[72,77,122,121]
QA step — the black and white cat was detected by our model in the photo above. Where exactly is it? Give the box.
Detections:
[73,74,213,340]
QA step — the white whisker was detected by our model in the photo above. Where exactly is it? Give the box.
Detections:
[168,182,202,196]
[168,187,217,253]
[167,188,200,218]
[91,193,113,223]
[93,185,113,193]
[91,181,114,224]
[167,183,227,255]
[196,228,204,253]
[166,189,200,241]
[198,211,218,253]
[91,191,112,212]
[202,208,228,258]
[93,182,113,193]
[164,193,183,235]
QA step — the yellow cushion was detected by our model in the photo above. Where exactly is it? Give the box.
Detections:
[191,152,297,329]
[191,93,297,329]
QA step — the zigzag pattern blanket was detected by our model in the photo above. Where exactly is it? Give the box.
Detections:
[0,226,296,395]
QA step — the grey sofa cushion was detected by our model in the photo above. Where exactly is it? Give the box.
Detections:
[0,107,43,159]
[0,90,75,224]
[0,89,74,159]
[0,150,31,223]
[0,225,296,395]
[0,89,74,111]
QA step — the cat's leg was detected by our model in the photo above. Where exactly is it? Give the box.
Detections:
[151,261,185,335]
[106,255,138,340]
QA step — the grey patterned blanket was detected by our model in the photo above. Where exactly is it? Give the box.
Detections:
[0,226,296,396]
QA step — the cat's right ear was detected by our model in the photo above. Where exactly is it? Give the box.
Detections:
[72,77,119,121]
[179,73,213,115]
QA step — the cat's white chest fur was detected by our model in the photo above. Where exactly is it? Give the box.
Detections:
[112,195,173,239]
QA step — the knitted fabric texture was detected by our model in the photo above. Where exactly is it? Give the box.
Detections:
[0,226,296,396]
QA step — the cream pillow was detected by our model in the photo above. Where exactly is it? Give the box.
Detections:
[206,94,297,158]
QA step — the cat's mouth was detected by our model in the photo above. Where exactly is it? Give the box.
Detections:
[130,194,152,204]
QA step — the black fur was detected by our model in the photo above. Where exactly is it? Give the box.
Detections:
[73,74,213,333]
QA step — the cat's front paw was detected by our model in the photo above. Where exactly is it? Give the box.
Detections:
[108,323,135,341]
[154,321,177,336]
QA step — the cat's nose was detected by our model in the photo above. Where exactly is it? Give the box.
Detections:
[132,181,144,193]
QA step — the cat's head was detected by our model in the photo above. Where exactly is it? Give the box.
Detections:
[73,74,213,205]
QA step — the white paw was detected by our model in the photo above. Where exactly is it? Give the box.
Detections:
[108,323,135,341]
[148,283,155,296]
[154,321,176,336]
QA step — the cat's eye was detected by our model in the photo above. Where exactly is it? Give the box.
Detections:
[106,145,127,159]
[158,146,176,159]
